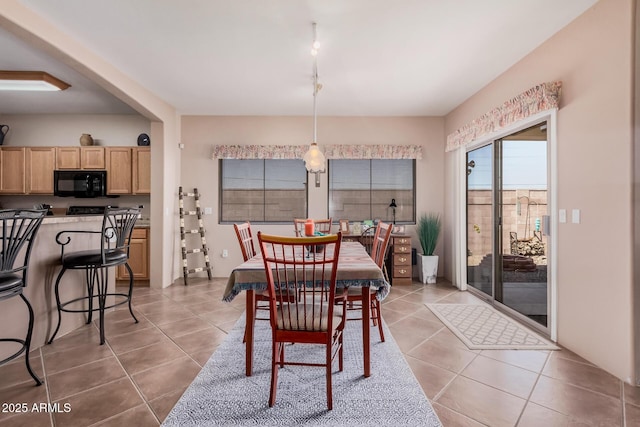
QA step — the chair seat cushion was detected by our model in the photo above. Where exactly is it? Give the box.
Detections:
[62,249,128,268]
[276,304,342,331]
[0,273,23,294]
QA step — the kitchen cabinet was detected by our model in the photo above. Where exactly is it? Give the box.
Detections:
[56,147,80,169]
[57,147,105,170]
[390,235,412,285]
[105,147,132,194]
[133,147,150,194]
[26,147,56,194]
[81,147,105,169]
[117,227,149,282]
[2,145,149,196]
[0,147,26,194]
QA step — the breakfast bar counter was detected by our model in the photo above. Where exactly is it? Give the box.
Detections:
[0,215,115,361]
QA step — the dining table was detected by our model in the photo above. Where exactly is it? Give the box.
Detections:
[223,240,390,378]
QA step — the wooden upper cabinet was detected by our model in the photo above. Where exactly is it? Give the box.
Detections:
[56,147,80,169]
[56,146,105,169]
[133,147,151,194]
[26,147,56,194]
[81,147,105,169]
[105,147,132,194]
[0,146,149,196]
[0,147,26,194]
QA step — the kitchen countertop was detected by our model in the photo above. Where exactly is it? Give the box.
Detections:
[42,215,150,227]
[42,215,104,225]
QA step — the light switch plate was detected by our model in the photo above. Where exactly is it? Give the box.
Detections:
[572,209,580,224]
[559,209,566,223]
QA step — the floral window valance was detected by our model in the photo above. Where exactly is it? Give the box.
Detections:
[446,81,562,152]
[212,144,422,160]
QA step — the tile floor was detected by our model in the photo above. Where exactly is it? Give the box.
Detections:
[1,279,639,426]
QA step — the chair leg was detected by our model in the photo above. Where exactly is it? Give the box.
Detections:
[20,294,42,386]
[97,267,107,345]
[85,268,95,324]
[124,263,139,323]
[279,341,285,367]
[374,299,385,342]
[48,267,67,344]
[338,330,344,372]
[269,340,280,407]
[326,341,333,410]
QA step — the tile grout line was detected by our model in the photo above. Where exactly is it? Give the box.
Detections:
[37,346,56,427]
[102,311,164,425]
[512,349,553,426]
[621,380,626,427]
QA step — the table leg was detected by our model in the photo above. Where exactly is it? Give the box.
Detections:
[362,286,371,377]
[245,289,255,376]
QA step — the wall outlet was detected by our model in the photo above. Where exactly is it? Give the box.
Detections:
[222,249,228,258]
[204,207,212,215]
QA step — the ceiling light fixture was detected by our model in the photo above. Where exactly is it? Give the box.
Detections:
[302,23,326,188]
[0,70,71,91]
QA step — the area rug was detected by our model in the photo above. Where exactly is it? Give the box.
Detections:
[426,303,559,350]
[162,313,442,426]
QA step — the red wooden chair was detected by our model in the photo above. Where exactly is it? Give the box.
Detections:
[234,222,268,343]
[293,218,333,236]
[257,232,346,410]
[343,221,392,341]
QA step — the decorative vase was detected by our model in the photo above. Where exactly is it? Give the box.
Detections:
[418,254,439,284]
[79,133,94,146]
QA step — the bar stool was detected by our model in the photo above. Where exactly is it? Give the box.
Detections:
[0,209,46,385]
[48,207,140,345]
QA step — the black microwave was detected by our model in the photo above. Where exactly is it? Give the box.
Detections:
[54,170,107,198]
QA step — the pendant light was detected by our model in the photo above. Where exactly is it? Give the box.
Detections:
[302,23,326,187]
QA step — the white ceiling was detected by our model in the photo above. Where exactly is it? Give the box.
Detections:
[2,0,598,116]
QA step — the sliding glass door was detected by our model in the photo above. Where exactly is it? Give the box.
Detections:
[466,122,550,330]
[466,144,493,298]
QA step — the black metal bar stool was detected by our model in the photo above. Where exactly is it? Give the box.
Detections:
[48,207,140,345]
[0,209,46,386]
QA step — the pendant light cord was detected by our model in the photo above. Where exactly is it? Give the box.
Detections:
[312,22,319,144]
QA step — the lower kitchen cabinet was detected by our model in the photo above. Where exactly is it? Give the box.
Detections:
[117,227,149,283]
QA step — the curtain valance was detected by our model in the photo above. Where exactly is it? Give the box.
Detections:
[446,81,562,152]
[212,144,423,160]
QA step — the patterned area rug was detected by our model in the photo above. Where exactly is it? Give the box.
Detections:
[163,313,441,426]
[426,303,559,350]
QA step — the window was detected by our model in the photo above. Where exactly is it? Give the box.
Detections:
[328,159,415,223]
[220,159,307,222]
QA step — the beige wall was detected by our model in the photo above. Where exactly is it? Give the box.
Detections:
[180,116,445,277]
[0,114,150,147]
[445,0,635,382]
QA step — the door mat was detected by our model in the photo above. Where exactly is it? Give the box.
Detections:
[426,303,558,350]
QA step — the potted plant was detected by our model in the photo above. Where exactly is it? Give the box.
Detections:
[416,213,441,284]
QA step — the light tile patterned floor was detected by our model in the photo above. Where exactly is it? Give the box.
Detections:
[0,278,637,426]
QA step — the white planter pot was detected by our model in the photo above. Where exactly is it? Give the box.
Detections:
[418,255,438,284]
